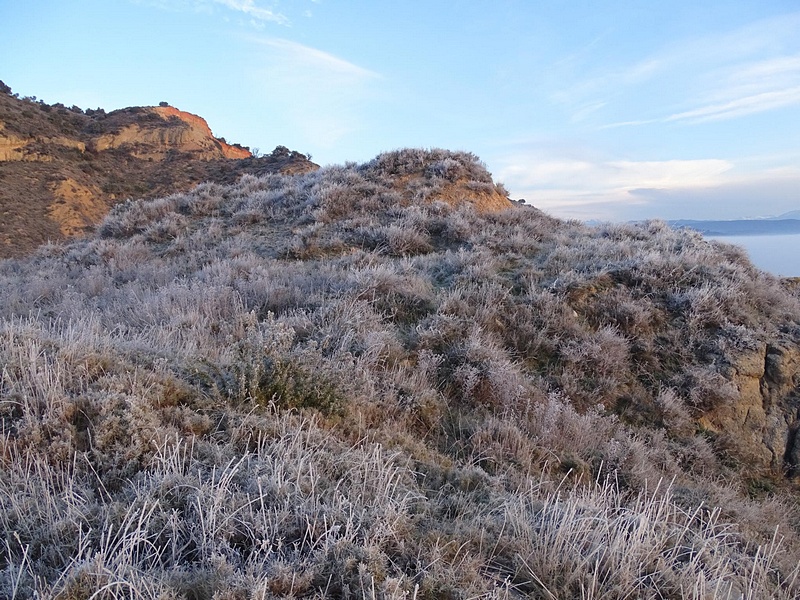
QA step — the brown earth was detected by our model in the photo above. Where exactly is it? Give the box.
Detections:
[696,338,800,479]
[434,179,513,212]
[389,172,513,214]
[0,84,318,258]
[47,178,106,237]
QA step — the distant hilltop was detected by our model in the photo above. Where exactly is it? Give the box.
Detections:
[84,104,253,161]
[0,81,317,258]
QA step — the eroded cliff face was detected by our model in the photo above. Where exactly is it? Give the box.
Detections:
[0,122,86,161]
[699,333,800,479]
[1,103,251,164]
[0,123,28,160]
[153,106,251,159]
[763,341,800,477]
[90,106,252,160]
[0,89,316,257]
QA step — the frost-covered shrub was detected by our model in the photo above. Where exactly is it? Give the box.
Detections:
[1,149,800,598]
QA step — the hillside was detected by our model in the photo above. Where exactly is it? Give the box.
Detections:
[2,149,800,598]
[0,82,317,258]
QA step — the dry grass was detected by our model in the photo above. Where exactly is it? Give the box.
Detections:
[0,86,317,258]
[1,149,800,598]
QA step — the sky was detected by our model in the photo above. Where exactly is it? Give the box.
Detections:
[2,0,799,221]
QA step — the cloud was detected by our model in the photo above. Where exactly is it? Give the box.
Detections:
[665,85,800,123]
[628,171,800,221]
[735,54,800,87]
[139,0,289,24]
[498,14,800,221]
[550,55,663,107]
[556,12,800,127]
[494,146,800,222]
[499,154,731,193]
[253,37,379,79]
[495,151,736,220]
[570,101,606,123]
[245,37,381,148]
[211,0,288,25]
[672,52,800,121]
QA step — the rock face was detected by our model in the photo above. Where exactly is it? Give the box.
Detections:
[697,333,800,478]
[0,84,317,258]
[153,106,251,159]
[762,342,800,477]
[0,122,87,161]
[90,106,252,160]
[0,123,28,160]
[0,103,251,164]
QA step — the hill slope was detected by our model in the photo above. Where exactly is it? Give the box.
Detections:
[1,149,799,598]
[0,83,317,257]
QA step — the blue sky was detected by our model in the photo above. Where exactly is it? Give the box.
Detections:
[2,0,799,221]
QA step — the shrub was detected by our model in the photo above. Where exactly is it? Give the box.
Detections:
[1,148,800,598]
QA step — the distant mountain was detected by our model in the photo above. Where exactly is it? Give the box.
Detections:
[669,218,800,236]
[0,82,317,258]
[775,209,800,220]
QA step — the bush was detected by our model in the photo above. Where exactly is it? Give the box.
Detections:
[1,148,800,598]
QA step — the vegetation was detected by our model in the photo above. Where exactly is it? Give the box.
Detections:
[0,85,317,258]
[1,149,800,598]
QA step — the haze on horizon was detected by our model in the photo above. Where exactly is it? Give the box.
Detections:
[2,0,799,222]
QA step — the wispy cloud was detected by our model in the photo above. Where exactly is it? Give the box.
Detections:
[211,0,288,25]
[500,155,731,192]
[668,52,800,122]
[245,37,381,148]
[252,37,379,79]
[556,12,800,127]
[496,150,734,219]
[139,0,289,25]
[549,57,666,119]
[666,85,800,123]
[570,101,606,123]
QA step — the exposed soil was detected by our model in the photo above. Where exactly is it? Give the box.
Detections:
[0,85,317,258]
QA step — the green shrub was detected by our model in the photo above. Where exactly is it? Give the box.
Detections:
[240,357,342,414]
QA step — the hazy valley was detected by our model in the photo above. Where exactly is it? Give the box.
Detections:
[667,218,800,278]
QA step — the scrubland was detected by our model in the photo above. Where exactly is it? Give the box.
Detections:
[1,149,800,598]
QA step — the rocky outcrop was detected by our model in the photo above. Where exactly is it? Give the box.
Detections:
[698,335,800,478]
[2,104,244,163]
[1,122,88,162]
[0,124,29,161]
[762,341,800,477]
[0,86,316,258]
[91,106,251,161]
[152,106,250,159]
